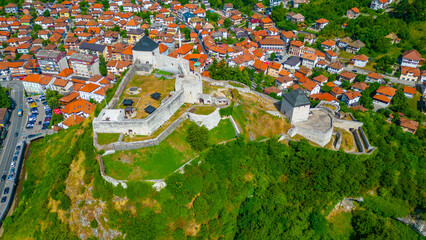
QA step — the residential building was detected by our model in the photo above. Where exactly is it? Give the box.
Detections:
[373,86,396,107]
[61,99,96,118]
[35,50,68,75]
[403,86,416,98]
[20,74,54,93]
[352,54,369,67]
[267,62,282,78]
[401,49,424,68]
[370,0,394,10]
[258,38,285,52]
[301,53,318,69]
[283,56,301,73]
[399,66,420,82]
[342,90,362,106]
[346,7,360,18]
[327,61,345,74]
[69,53,100,78]
[346,40,365,54]
[288,40,304,56]
[276,76,294,90]
[78,82,106,103]
[366,72,385,84]
[315,18,329,30]
[79,42,108,59]
[351,82,369,92]
[321,39,336,51]
[339,71,357,83]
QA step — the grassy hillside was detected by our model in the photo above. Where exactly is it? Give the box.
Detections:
[1,109,424,239]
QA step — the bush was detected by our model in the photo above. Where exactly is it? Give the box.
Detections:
[219,103,234,117]
[186,123,209,151]
[126,181,153,201]
[90,219,99,228]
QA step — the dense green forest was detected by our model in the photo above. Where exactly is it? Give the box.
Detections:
[1,106,424,239]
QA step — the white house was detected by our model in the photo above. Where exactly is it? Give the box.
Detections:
[352,54,369,67]
[401,49,424,68]
[342,90,362,106]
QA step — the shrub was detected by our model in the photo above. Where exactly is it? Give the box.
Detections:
[219,103,234,117]
[90,219,99,228]
[186,123,209,151]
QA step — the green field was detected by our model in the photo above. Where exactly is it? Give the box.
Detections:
[103,119,236,180]
[192,105,217,115]
[97,133,120,145]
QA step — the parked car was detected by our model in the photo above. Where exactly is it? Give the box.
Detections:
[1,196,6,203]
[27,98,34,103]
[26,124,34,129]
[38,121,42,125]
[4,187,9,195]
[12,156,17,161]
[16,146,21,151]
[10,168,15,174]
[7,174,14,181]
[27,134,36,139]
[11,162,15,168]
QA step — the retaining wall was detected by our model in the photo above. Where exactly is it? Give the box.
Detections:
[187,108,221,130]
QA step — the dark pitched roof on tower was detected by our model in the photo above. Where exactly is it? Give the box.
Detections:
[133,36,159,52]
[282,88,310,107]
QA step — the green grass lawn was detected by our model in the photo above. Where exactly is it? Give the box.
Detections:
[209,119,236,144]
[97,133,121,145]
[192,105,217,115]
[103,119,237,180]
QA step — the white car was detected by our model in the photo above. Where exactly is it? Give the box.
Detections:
[11,162,15,168]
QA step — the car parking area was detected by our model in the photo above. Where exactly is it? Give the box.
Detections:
[24,95,51,137]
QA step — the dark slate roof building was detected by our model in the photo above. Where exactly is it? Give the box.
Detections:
[144,105,156,114]
[282,88,310,107]
[284,56,302,67]
[151,92,161,100]
[122,99,134,106]
[133,36,159,52]
[79,42,107,52]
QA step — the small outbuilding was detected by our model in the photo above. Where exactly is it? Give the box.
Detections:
[144,105,156,114]
[151,92,161,100]
[122,99,134,106]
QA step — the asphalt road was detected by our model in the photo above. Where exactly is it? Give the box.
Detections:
[0,81,25,215]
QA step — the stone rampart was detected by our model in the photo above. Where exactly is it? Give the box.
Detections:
[289,125,333,147]
[334,118,363,130]
[93,89,185,135]
[107,114,189,151]
[188,108,221,130]
[107,64,136,109]
[358,127,373,151]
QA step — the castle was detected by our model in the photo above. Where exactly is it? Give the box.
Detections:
[93,36,204,136]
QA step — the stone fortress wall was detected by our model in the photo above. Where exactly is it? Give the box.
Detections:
[93,89,185,135]
[287,108,334,147]
[93,54,202,136]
